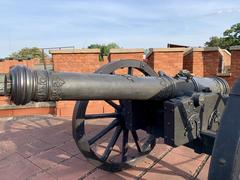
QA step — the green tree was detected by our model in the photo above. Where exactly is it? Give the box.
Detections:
[205,36,223,47]
[205,23,240,50]
[88,42,120,60]
[9,47,47,62]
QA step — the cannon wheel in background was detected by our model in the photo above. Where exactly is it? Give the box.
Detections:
[72,59,159,172]
[209,79,240,180]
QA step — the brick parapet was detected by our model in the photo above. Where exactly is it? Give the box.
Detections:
[146,48,188,76]
[50,48,106,117]
[108,48,144,62]
[228,46,240,87]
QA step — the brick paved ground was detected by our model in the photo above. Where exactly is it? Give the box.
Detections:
[0,115,210,180]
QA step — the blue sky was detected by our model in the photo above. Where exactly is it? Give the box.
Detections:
[0,0,239,57]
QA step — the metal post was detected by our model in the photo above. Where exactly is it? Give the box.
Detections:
[42,48,47,70]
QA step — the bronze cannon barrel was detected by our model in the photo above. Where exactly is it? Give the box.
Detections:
[4,66,229,105]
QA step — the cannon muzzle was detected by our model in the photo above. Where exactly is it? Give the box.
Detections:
[3,65,229,105]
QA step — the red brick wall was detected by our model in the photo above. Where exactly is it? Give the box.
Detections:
[108,49,145,75]
[0,58,39,73]
[0,107,55,117]
[109,53,144,61]
[108,48,144,62]
[0,58,56,117]
[44,58,53,65]
[183,51,193,72]
[0,97,10,106]
[147,53,154,70]
[183,48,222,77]
[182,48,237,88]
[202,51,221,77]
[52,53,102,72]
[50,49,109,117]
[0,58,39,106]
[146,48,186,76]
[228,48,240,87]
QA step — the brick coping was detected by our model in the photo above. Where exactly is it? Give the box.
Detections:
[150,48,189,52]
[218,49,231,58]
[109,48,144,53]
[0,58,39,62]
[49,49,100,54]
[184,47,223,56]
[230,46,240,50]
[0,102,56,110]
[216,72,231,77]
[221,49,231,55]
[146,48,189,58]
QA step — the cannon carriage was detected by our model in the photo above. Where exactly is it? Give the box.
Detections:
[2,59,240,180]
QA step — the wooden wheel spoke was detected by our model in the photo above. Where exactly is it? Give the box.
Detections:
[128,67,133,75]
[85,113,118,120]
[88,119,119,145]
[72,60,158,171]
[101,126,122,161]
[142,135,156,152]
[131,130,142,152]
[121,129,129,162]
[105,100,120,111]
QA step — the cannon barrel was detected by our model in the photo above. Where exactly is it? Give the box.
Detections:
[4,66,229,105]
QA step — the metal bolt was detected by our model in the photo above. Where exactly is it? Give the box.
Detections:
[218,158,226,165]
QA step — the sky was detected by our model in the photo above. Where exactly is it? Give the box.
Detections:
[0,0,239,57]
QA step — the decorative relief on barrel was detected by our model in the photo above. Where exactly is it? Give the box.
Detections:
[157,77,174,99]
[51,76,65,100]
[36,71,48,101]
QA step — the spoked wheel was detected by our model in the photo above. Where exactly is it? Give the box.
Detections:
[72,59,158,172]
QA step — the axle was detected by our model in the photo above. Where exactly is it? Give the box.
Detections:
[4,66,229,105]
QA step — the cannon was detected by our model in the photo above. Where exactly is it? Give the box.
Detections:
[1,59,239,179]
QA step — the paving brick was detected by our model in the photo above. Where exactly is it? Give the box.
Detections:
[47,157,95,180]
[0,139,17,156]
[28,147,72,170]
[197,157,211,180]
[0,120,6,133]
[29,122,71,139]
[0,153,41,180]
[0,116,210,179]
[17,139,55,158]
[142,148,205,179]
[59,140,80,156]
[84,169,124,180]
[86,139,171,179]
[142,168,187,180]
[75,152,86,161]
[0,151,14,161]
[1,130,36,147]
[37,131,72,146]
[171,145,206,161]
[28,172,56,180]
[0,153,24,167]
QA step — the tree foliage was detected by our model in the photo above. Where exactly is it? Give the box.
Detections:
[88,43,120,60]
[9,47,46,60]
[205,23,240,50]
